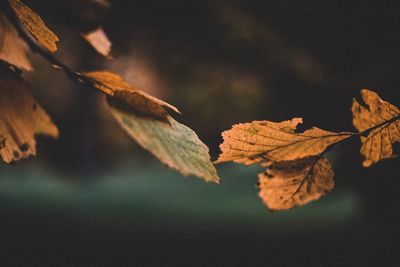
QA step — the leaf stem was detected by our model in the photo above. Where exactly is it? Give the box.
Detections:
[356,114,400,137]
[326,114,400,153]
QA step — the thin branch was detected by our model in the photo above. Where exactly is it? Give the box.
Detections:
[0,1,83,82]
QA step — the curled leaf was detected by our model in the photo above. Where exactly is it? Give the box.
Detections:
[0,67,58,163]
[217,118,351,165]
[8,0,59,52]
[107,98,219,183]
[82,27,111,57]
[0,13,32,71]
[85,71,179,120]
[258,157,334,211]
[352,89,400,167]
[85,71,216,182]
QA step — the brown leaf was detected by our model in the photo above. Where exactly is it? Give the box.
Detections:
[0,13,32,71]
[258,157,334,211]
[107,98,219,183]
[352,89,400,167]
[85,71,179,120]
[216,118,351,165]
[8,0,59,52]
[0,67,58,163]
[82,27,111,57]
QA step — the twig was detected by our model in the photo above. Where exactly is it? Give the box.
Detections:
[0,1,84,82]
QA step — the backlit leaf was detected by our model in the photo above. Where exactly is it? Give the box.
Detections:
[107,98,219,183]
[0,67,58,163]
[352,89,400,167]
[8,0,59,52]
[217,118,351,165]
[258,157,334,211]
[0,13,32,71]
[85,71,179,120]
[82,27,111,57]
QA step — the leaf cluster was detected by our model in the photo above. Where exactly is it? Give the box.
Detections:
[0,0,218,183]
[217,89,400,210]
[0,0,399,212]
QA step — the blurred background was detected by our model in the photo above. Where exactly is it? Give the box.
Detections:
[1,0,399,265]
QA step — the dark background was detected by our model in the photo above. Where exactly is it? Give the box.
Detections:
[0,0,399,266]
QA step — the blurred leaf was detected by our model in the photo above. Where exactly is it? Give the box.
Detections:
[0,67,58,163]
[352,89,400,167]
[82,27,111,56]
[258,157,334,211]
[0,14,32,71]
[107,98,219,183]
[8,0,59,52]
[217,118,351,166]
[85,71,179,120]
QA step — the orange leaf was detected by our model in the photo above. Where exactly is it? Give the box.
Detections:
[352,89,400,167]
[0,67,58,163]
[217,118,351,165]
[85,71,179,120]
[8,0,59,53]
[258,157,334,211]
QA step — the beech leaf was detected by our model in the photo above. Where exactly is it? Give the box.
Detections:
[107,98,219,183]
[0,13,32,71]
[216,118,351,165]
[8,0,59,53]
[352,89,400,167]
[0,67,58,163]
[258,157,334,211]
[85,71,180,120]
[82,27,111,57]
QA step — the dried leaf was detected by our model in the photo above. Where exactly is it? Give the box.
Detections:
[0,14,32,71]
[352,89,400,167]
[0,67,58,163]
[107,98,219,183]
[258,157,334,211]
[85,71,179,120]
[82,27,111,56]
[217,118,351,165]
[8,0,59,53]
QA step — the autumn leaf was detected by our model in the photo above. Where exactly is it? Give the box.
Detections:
[82,27,111,57]
[352,89,400,167]
[0,13,32,71]
[0,67,58,163]
[216,118,351,166]
[8,0,59,53]
[84,71,218,182]
[258,157,334,211]
[107,98,219,183]
[217,117,350,210]
[84,71,180,120]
